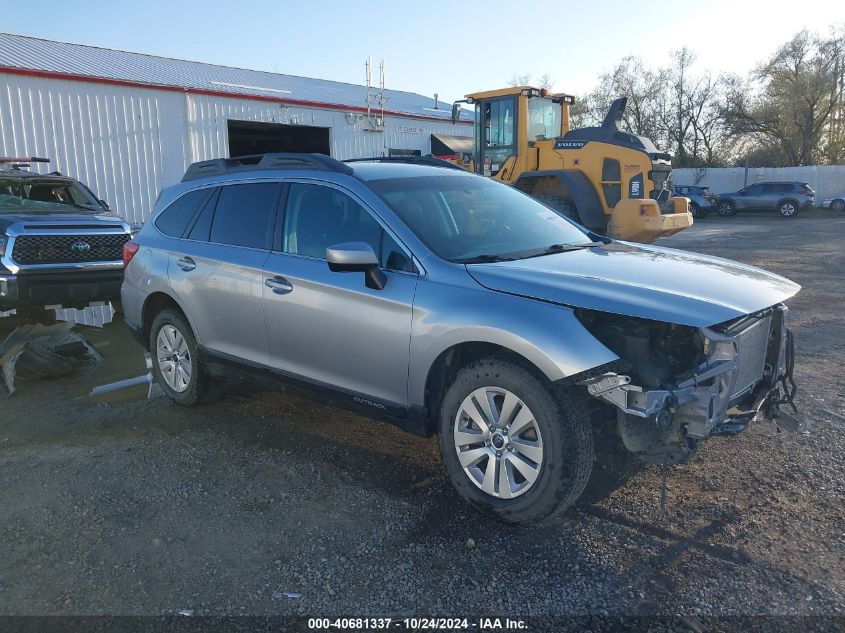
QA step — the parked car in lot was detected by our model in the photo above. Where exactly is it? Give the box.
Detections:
[714,181,815,217]
[0,157,133,311]
[820,194,845,212]
[673,184,716,218]
[122,153,801,524]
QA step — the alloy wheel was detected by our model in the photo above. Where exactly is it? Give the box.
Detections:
[453,387,544,499]
[156,324,193,393]
[718,202,734,216]
[780,202,796,217]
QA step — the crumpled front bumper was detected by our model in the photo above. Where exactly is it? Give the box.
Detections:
[581,305,797,453]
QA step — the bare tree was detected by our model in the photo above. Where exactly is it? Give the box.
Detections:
[507,73,554,90]
[723,29,845,165]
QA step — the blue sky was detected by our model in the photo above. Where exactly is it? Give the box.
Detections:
[3,0,843,101]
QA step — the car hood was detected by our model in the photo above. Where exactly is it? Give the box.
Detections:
[0,211,122,232]
[466,242,800,327]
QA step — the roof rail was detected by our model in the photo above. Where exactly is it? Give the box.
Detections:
[343,155,466,171]
[182,153,353,182]
[0,156,50,164]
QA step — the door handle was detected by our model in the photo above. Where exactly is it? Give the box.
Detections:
[176,256,196,271]
[265,276,293,295]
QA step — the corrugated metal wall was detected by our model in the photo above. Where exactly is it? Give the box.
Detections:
[1,72,471,225]
[673,166,845,202]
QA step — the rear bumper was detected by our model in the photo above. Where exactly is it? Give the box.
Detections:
[0,267,124,308]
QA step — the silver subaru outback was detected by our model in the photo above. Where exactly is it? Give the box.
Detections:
[121,154,800,524]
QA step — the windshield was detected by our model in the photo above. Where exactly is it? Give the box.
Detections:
[369,175,592,262]
[0,177,103,213]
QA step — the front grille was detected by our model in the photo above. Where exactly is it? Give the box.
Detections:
[11,234,130,265]
[732,316,772,397]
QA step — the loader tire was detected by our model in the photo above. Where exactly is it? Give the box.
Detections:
[535,194,580,223]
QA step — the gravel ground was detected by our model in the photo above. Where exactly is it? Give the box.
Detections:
[0,213,842,624]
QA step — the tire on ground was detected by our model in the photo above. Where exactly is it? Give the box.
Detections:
[149,308,211,406]
[717,200,736,217]
[535,194,580,223]
[438,357,594,524]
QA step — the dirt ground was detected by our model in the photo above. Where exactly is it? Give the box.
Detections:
[0,212,843,624]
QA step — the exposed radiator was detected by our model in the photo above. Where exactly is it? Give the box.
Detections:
[732,316,772,397]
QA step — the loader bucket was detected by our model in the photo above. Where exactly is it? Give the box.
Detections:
[607,198,693,243]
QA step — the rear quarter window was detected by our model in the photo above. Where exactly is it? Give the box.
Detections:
[155,189,212,237]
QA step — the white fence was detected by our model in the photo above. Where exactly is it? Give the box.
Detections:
[673,165,845,202]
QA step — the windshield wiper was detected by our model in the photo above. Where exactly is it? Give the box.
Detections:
[457,254,518,264]
[519,241,606,259]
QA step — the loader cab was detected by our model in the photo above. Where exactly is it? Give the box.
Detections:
[458,87,573,179]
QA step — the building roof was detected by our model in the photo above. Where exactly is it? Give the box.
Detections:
[0,33,470,123]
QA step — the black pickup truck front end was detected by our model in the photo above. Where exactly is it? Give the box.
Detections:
[0,222,131,310]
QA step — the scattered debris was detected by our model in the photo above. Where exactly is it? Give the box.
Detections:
[89,353,157,399]
[0,323,102,397]
[465,538,476,550]
[47,303,115,328]
[272,591,302,600]
[177,609,194,616]
[90,374,152,397]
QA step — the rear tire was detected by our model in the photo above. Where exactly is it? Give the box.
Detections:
[150,308,210,406]
[438,358,594,524]
[717,200,736,217]
[778,200,800,217]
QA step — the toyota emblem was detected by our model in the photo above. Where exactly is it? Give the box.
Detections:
[71,241,91,254]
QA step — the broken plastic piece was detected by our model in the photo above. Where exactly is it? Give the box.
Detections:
[0,323,102,397]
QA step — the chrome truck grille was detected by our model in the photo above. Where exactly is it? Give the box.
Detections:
[732,316,772,397]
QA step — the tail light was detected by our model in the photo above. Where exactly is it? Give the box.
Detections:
[123,241,140,267]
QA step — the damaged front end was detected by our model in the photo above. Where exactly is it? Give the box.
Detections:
[576,305,798,464]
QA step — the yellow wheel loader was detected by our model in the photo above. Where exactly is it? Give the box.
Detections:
[445,86,692,243]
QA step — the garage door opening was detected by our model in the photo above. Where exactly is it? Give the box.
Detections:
[227,120,331,157]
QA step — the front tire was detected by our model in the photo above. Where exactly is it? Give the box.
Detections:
[150,308,210,406]
[717,200,736,217]
[689,201,707,219]
[438,358,594,524]
[535,194,580,223]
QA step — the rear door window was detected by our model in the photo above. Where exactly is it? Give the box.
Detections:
[209,183,279,249]
[155,189,213,238]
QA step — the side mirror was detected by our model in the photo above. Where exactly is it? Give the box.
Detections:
[326,242,386,290]
[451,102,461,125]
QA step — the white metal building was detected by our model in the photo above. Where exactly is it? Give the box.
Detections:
[0,33,473,224]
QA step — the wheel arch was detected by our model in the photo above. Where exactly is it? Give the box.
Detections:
[421,341,552,436]
[140,291,192,350]
[513,170,607,231]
